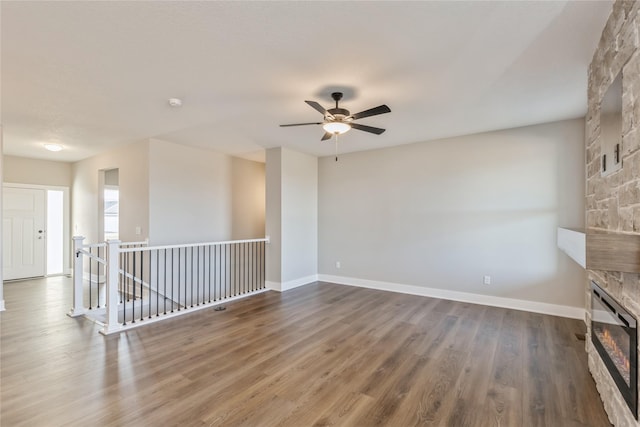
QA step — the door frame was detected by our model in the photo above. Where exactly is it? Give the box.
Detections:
[3,183,71,277]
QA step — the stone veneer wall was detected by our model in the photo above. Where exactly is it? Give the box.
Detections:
[586,1,640,426]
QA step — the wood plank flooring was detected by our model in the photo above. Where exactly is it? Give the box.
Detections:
[0,277,611,426]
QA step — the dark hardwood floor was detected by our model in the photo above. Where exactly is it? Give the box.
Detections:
[1,277,610,426]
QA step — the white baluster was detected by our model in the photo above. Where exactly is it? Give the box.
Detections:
[68,236,85,317]
[100,239,121,335]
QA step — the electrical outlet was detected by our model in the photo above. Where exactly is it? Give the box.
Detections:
[336,261,341,269]
[135,226,141,235]
[483,275,491,285]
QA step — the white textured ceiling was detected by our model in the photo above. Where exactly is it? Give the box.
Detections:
[1,1,612,163]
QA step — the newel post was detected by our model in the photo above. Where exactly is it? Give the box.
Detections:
[68,236,86,317]
[100,239,121,335]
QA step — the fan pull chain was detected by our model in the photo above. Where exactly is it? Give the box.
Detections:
[335,134,339,162]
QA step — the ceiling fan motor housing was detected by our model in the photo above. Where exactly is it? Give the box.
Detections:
[327,107,350,119]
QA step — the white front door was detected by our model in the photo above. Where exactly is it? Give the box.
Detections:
[3,187,46,280]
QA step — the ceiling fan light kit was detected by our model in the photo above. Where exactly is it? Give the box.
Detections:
[322,121,351,135]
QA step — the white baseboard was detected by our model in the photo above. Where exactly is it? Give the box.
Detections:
[318,274,585,320]
[266,281,280,291]
[0,299,5,311]
[267,275,318,292]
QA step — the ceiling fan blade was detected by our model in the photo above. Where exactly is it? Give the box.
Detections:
[350,123,386,135]
[280,122,323,127]
[321,132,333,141]
[350,104,391,120]
[305,101,334,119]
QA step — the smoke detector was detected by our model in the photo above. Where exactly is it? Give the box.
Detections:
[168,98,182,107]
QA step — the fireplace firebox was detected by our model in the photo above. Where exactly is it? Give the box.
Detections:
[591,281,638,419]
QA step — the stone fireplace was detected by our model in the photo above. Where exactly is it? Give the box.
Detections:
[591,281,638,418]
[586,1,640,426]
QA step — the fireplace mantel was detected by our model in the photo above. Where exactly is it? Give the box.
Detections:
[586,229,640,274]
[557,228,640,273]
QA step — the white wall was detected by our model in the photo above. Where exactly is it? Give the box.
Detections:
[148,139,264,245]
[265,147,318,288]
[72,140,149,243]
[318,118,586,309]
[3,155,72,188]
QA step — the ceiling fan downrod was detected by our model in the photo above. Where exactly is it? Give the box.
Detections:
[332,92,343,109]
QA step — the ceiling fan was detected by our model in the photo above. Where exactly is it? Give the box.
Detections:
[280,92,391,141]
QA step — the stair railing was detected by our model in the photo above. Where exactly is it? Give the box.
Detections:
[68,236,148,318]
[70,236,269,335]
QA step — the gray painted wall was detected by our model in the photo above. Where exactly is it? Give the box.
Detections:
[281,148,317,283]
[265,148,282,283]
[0,129,4,309]
[148,138,265,245]
[318,118,586,308]
[265,147,317,286]
[72,138,265,246]
[72,140,150,244]
[231,156,266,240]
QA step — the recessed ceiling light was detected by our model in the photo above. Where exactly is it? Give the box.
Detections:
[168,98,182,107]
[44,143,63,152]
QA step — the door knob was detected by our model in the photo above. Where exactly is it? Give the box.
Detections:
[38,230,44,233]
